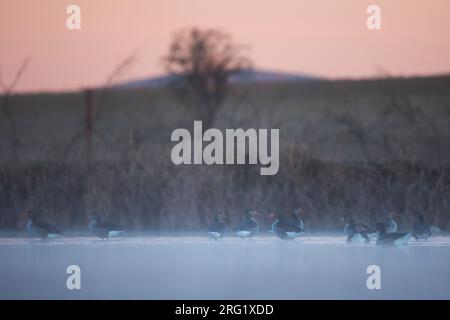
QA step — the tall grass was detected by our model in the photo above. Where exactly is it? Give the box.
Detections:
[1,152,449,231]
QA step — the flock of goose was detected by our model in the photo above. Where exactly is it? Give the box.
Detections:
[207,208,439,246]
[340,213,437,245]
[24,208,439,246]
[26,211,125,240]
[207,208,305,241]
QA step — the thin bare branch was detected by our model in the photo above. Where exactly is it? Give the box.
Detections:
[104,53,136,87]
[0,57,31,95]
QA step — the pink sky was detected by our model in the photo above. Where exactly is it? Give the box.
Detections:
[1,0,449,93]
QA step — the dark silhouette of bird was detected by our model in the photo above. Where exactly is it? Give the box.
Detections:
[26,211,62,239]
[88,214,124,239]
[342,215,374,243]
[207,213,226,240]
[370,211,398,238]
[285,207,305,238]
[412,213,432,240]
[235,210,259,238]
[375,223,411,246]
[271,214,303,240]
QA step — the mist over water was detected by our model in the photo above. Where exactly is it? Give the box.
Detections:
[1,234,449,299]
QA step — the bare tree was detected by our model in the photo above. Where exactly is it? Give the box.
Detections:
[163,28,251,127]
[0,57,30,161]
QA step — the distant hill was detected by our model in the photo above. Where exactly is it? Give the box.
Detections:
[116,69,321,90]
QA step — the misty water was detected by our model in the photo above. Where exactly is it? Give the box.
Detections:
[1,233,449,299]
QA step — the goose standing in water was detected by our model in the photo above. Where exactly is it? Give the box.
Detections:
[285,207,305,239]
[342,215,373,243]
[88,214,125,239]
[412,213,432,240]
[207,213,226,240]
[235,210,259,238]
[26,211,62,239]
[385,211,398,233]
[271,213,303,240]
[370,211,398,239]
[375,223,411,246]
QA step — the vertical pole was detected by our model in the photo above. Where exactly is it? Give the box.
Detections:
[84,89,93,161]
